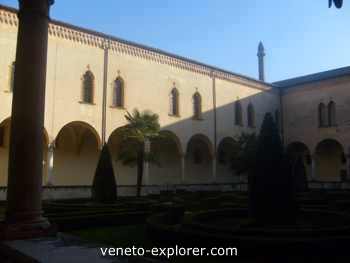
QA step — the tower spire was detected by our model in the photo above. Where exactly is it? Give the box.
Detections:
[257,41,266,82]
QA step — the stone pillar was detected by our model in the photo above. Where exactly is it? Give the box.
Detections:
[46,142,55,186]
[347,149,350,181]
[143,139,151,186]
[3,0,54,239]
[181,154,185,183]
[212,156,217,183]
[311,155,316,181]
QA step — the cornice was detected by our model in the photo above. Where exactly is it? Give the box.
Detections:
[0,4,273,92]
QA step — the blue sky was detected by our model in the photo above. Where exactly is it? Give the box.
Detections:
[2,0,349,82]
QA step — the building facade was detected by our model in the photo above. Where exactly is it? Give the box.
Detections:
[0,5,348,197]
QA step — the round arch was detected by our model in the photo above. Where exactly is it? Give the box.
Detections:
[55,121,101,149]
[157,130,183,156]
[53,121,101,186]
[149,130,183,185]
[286,141,311,160]
[186,134,214,158]
[314,139,345,181]
[216,137,237,183]
[0,117,51,186]
[286,141,311,190]
[185,133,213,183]
[107,126,138,189]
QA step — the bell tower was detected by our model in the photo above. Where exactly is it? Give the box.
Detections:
[257,41,266,82]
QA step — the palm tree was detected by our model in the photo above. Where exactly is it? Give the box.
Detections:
[117,109,161,197]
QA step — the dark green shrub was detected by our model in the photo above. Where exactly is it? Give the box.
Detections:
[250,112,297,224]
[92,144,117,203]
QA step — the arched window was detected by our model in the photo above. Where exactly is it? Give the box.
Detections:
[235,100,243,126]
[318,103,327,127]
[82,70,94,103]
[193,92,202,119]
[247,103,255,128]
[9,61,15,92]
[328,101,336,127]
[113,77,124,107]
[169,88,179,116]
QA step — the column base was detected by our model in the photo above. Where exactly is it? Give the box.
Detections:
[0,217,56,241]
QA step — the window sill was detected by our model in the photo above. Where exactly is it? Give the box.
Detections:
[169,113,181,118]
[79,101,95,105]
[110,105,126,110]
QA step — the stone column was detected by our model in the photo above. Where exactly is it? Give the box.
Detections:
[212,156,217,183]
[46,142,55,186]
[180,154,186,183]
[3,0,54,239]
[347,149,350,181]
[311,155,316,181]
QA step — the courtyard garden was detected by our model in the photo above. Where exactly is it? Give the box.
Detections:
[2,111,350,262]
[0,189,340,262]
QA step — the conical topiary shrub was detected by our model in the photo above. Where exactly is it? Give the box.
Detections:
[249,112,296,224]
[92,144,117,203]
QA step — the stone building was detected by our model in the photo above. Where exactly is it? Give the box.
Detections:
[0,4,348,198]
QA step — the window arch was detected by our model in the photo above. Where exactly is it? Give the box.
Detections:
[193,92,202,119]
[328,101,336,127]
[235,100,243,126]
[169,88,179,116]
[82,70,94,103]
[113,77,124,107]
[247,103,255,128]
[318,103,327,127]
[9,61,15,92]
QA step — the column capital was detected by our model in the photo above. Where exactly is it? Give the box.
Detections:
[18,0,54,19]
[48,141,55,150]
[19,0,54,6]
[100,39,111,50]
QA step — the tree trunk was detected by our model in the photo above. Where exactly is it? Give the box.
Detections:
[136,149,144,197]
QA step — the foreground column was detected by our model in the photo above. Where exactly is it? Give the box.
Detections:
[3,0,54,239]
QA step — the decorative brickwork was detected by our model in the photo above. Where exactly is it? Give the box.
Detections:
[0,5,271,91]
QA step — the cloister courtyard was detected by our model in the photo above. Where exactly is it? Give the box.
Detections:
[1,0,350,262]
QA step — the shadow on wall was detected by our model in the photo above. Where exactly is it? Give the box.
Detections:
[286,139,346,182]
[0,89,282,187]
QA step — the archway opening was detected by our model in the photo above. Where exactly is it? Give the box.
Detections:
[185,134,213,183]
[216,137,237,183]
[286,142,311,191]
[54,122,100,185]
[149,130,182,185]
[0,118,49,186]
[315,139,345,181]
[107,127,138,187]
